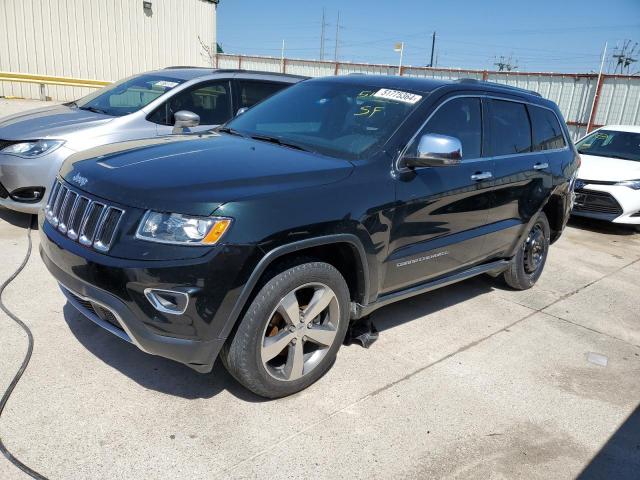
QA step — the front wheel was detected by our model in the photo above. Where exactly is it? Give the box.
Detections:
[503,212,551,290]
[221,261,350,399]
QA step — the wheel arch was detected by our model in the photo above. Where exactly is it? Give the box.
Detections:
[542,189,570,244]
[218,234,370,341]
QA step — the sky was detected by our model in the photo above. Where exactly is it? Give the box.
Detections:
[216,0,640,74]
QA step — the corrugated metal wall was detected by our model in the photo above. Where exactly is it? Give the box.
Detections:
[0,0,216,101]
[217,54,640,140]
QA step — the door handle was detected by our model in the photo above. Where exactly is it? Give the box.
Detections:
[471,172,492,181]
[533,162,549,170]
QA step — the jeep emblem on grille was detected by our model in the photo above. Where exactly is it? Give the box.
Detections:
[72,173,88,187]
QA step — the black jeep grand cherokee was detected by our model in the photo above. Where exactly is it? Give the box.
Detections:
[41,75,578,398]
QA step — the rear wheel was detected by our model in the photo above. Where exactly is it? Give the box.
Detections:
[503,212,550,290]
[221,261,350,398]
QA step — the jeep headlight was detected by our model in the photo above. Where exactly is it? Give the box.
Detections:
[136,211,232,245]
[2,139,65,157]
[615,180,640,190]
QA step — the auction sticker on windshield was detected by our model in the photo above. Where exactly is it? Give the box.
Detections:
[373,88,422,104]
[154,80,179,89]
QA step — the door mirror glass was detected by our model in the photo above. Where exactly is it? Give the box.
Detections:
[172,110,200,134]
[404,133,462,168]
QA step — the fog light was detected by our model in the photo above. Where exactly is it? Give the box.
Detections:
[144,288,189,315]
[10,186,45,203]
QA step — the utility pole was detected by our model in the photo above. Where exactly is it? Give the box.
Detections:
[319,8,326,60]
[395,42,404,75]
[281,39,286,73]
[334,10,340,61]
[493,55,518,71]
[612,40,638,74]
[429,31,436,67]
[587,42,608,133]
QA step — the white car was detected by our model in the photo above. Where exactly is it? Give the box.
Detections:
[573,125,640,231]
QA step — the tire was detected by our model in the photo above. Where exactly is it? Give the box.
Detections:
[221,261,350,399]
[503,212,551,290]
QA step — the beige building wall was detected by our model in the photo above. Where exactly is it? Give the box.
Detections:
[0,0,217,101]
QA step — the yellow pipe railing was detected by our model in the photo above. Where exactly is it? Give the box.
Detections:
[0,72,111,89]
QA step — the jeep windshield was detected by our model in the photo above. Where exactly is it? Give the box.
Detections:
[69,73,185,117]
[576,130,640,162]
[224,81,425,159]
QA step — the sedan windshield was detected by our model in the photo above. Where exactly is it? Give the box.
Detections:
[71,74,185,117]
[576,130,640,162]
[225,81,425,159]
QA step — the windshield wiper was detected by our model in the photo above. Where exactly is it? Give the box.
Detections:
[217,126,246,137]
[79,106,108,114]
[250,134,311,152]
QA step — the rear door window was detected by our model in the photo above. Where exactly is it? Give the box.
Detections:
[490,100,532,156]
[148,80,232,126]
[528,105,566,151]
[237,80,289,110]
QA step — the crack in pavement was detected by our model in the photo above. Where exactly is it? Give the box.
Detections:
[546,314,640,350]
[220,255,640,476]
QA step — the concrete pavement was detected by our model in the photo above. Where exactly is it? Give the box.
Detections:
[0,209,638,479]
[0,99,60,116]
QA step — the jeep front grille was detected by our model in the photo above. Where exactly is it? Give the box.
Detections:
[45,179,124,252]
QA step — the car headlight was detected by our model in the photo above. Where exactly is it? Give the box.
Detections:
[1,139,65,157]
[136,211,232,245]
[615,180,640,190]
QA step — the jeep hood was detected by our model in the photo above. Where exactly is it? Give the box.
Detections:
[0,104,113,140]
[60,133,354,216]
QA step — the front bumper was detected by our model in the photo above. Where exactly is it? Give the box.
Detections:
[572,183,640,225]
[0,147,73,213]
[40,217,260,373]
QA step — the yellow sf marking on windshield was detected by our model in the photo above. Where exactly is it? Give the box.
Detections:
[355,106,384,117]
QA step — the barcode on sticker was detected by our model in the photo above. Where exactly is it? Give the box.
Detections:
[373,89,422,104]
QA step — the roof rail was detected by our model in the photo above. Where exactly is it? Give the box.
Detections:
[214,69,308,79]
[456,77,542,97]
[162,66,308,79]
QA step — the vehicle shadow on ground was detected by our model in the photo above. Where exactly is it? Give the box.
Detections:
[366,275,496,333]
[577,404,640,480]
[568,217,638,236]
[0,208,37,229]
[62,303,268,403]
[62,275,499,402]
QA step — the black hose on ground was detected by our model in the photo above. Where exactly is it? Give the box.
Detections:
[0,214,49,480]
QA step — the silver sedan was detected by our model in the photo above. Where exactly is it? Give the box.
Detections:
[0,68,303,213]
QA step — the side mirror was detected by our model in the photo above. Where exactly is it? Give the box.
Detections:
[402,133,462,168]
[235,107,249,117]
[172,110,200,134]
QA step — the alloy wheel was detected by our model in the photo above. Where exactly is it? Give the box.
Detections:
[260,282,340,381]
